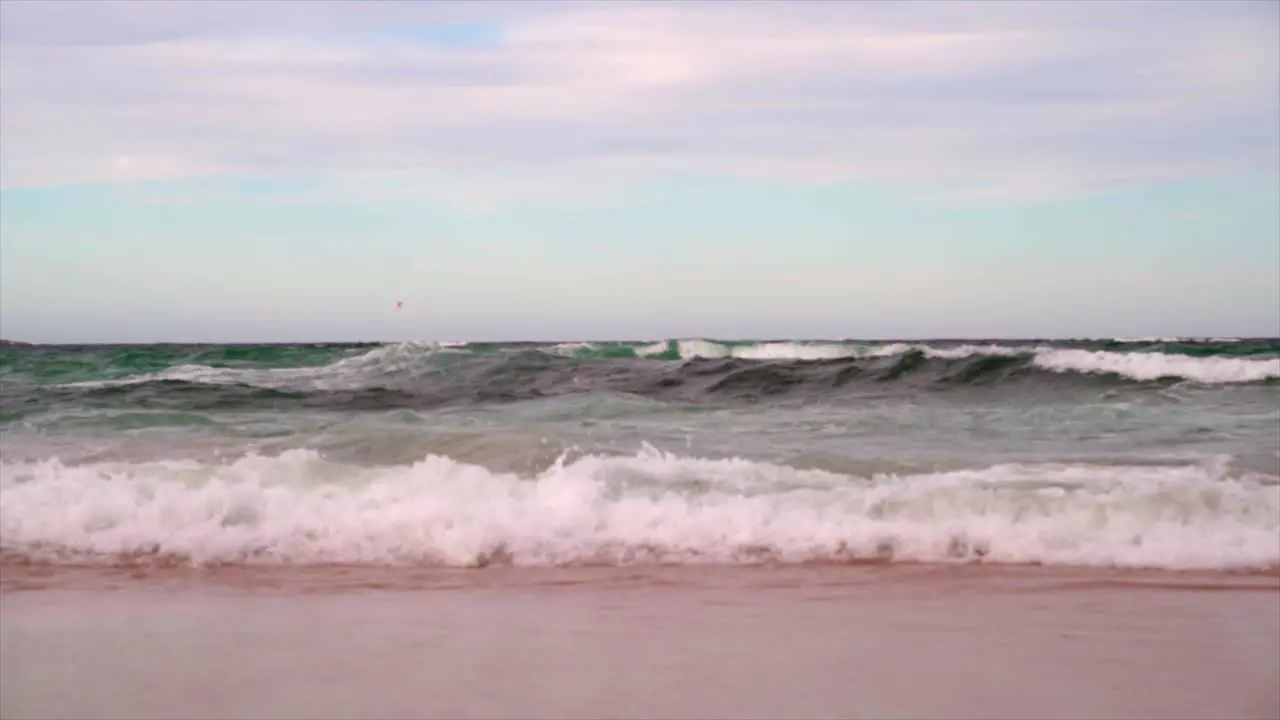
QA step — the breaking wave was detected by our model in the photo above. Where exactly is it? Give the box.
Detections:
[2,447,1276,571]
[2,339,1274,418]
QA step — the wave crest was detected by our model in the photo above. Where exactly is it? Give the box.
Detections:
[4,340,1276,419]
[3,447,1276,570]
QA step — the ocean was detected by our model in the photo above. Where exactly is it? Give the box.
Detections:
[2,337,1279,719]
[3,336,1278,570]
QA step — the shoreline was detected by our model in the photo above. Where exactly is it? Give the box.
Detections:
[4,559,1280,594]
[4,562,1278,720]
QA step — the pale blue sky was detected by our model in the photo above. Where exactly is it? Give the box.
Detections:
[1,0,1277,342]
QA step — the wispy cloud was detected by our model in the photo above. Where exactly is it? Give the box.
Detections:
[1,0,1275,205]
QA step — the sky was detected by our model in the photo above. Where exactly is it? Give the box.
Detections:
[0,0,1277,343]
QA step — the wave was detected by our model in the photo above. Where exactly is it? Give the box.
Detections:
[2,447,1276,570]
[32,341,1280,387]
[633,341,1279,383]
[1032,348,1278,384]
[2,341,1276,419]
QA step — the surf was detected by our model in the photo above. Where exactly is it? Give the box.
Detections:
[2,446,1276,571]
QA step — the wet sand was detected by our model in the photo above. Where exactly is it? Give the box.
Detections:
[2,564,1278,720]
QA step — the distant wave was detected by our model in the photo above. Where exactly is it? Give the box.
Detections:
[1,340,1276,418]
[1031,348,1278,384]
[2,446,1276,570]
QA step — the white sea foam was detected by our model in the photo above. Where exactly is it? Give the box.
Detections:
[1034,349,1280,384]
[670,340,861,361]
[865,343,1027,359]
[3,447,1276,570]
[635,340,673,357]
[547,342,598,357]
[729,342,859,360]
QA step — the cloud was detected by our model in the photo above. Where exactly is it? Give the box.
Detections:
[1,0,1275,205]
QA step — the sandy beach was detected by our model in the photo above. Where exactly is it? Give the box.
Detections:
[3,564,1277,720]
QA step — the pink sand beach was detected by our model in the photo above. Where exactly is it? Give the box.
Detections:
[3,563,1277,720]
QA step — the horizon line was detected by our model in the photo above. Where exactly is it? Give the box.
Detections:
[3,336,1274,347]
